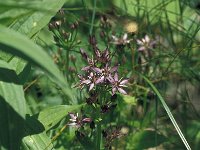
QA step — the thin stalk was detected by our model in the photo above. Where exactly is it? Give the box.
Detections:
[155,96,158,150]
[89,0,96,35]
[139,73,191,150]
[96,118,101,150]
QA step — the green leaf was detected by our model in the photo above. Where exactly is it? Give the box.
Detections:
[21,115,54,150]
[37,104,84,131]
[0,25,74,100]
[127,130,166,149]
[8,57,31,84]
[11,0,67,38]
[0,60,26,149]
[0,60,26,117]
[0,50,13,62]
[21,132,54,150]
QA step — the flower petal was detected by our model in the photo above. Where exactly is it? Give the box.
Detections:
[82,79,91,84]
[95,76,105,84]
[120,79,129,85]
[118,88,127,95]
[114,73,118,81]
[69,113,77,119]
[81,66,90,71]
[89,83,95,91]
[145,35,150,43]
[82,118,92,123]
[92,67,102,73]
[123,33,128,40]
[112,35,118,41]
[107,75,114,83]
[138,47,145,51]
[112,87,117,95]
[110,65,118,73]
[137,39,143,45]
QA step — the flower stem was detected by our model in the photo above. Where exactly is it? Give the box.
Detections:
[96,92,102,150]
[96,120,101,150]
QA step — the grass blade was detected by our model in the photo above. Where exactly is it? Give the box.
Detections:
[140,74,191,150]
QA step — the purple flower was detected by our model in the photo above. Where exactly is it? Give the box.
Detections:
[92,63,118,84]
[137,35,156,51]
[109,73,128,95]
[111,33,132,45]
[68,113,92,128]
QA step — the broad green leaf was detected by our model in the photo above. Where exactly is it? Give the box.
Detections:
[0,60,26,117]
[127,130,166,149]
[11,0,67,38]
[38,104,84,131]
[0,25,74,100]
[0,60,26,150]
[21,115,54,150]
[9,57,31,84]
[9,56,27,74]
[21,132,54,150]
[1,0,67,86]
[0,50,13,62]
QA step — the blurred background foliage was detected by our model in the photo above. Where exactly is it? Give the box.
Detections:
[0,0,199,149]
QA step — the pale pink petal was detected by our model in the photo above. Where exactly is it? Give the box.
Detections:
[81,66,90,71]
[107,75,114,83]
[110,65,118,73]
[137,39,143,45]
[145,35,150,43]
[112,87,117,95]
[95,76,105,84]
[89,83,95,91]
[82,79,91,84]
[95,49,101,57]
[112,35,118,41]
[120,79,128,85]
[138,47,145,51]
[114,73,118,81]
[69,113,76,119]
[82,118,92,123]
[92,67,102,73]
[118,88,127,95]
[123,33,128,40]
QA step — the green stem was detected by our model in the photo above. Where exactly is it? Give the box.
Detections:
[139,73,191,150]
[89,0,96,35]
[96,90,102,150]
[96,120,101,150]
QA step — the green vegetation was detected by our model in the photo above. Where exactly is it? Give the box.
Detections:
[0,0,199,149]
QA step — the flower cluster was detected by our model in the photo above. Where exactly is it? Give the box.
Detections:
[76,39,128,95]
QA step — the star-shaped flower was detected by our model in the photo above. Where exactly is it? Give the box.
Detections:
[68,113,92,128]
[137,35,156,51]
[111,33,132,45]
[109,73,128,95]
